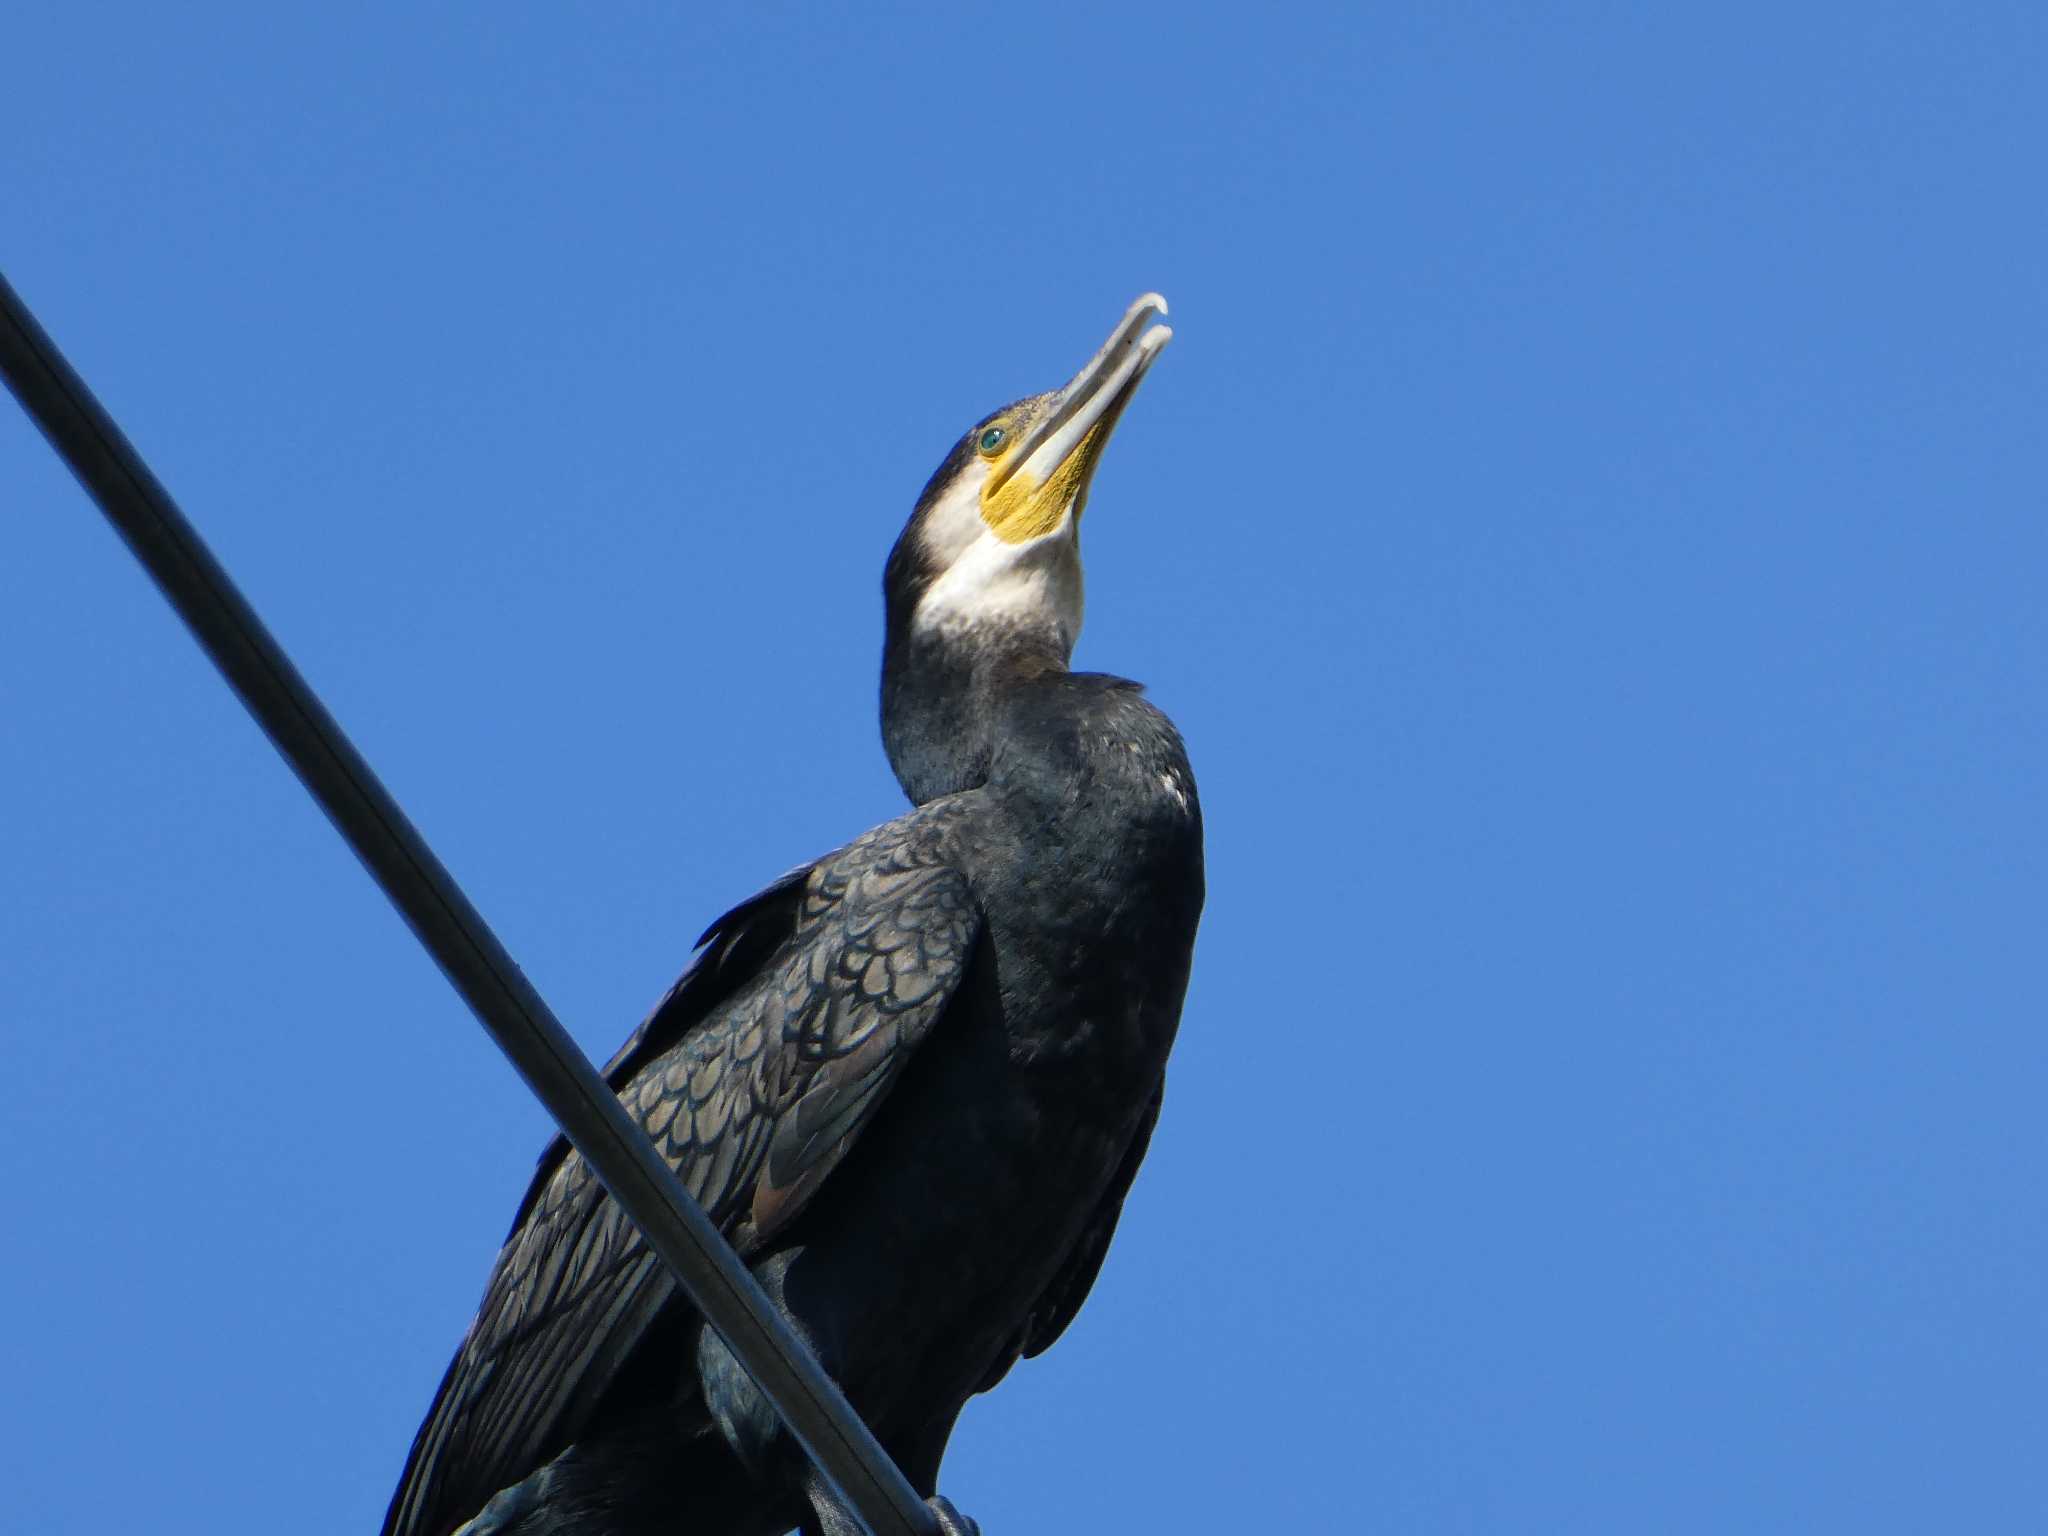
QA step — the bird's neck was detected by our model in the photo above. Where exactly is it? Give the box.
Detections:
[881,624,1068,805]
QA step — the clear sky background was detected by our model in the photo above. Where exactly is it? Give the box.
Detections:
[3,6,2044,1533]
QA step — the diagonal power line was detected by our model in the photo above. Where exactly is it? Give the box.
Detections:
[0,269,938,1536]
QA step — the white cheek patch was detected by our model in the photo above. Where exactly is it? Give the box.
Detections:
[913,520,1085,656]
[913,473,992,572]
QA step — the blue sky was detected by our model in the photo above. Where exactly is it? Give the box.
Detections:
[4,5,2044,1532]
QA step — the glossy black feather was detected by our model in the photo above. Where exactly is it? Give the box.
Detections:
[1022,1076,1165,1361]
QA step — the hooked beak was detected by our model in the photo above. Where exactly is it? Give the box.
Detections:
[986,293,1173,506]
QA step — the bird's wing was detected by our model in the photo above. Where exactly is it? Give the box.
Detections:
[1010,1075,1165,1370]
[382,813,981,1536]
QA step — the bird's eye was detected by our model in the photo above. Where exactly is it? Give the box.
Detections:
[977,426,1007,456]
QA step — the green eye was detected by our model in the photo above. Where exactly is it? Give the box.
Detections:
[977,426,1007,456]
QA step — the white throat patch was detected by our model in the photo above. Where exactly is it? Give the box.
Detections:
[911,472,1084,655]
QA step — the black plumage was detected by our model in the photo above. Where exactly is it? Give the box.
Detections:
[383,297,1200,1536]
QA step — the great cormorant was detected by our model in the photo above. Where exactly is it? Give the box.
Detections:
[383,295,1203,1536]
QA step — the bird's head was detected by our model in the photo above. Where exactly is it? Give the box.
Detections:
[886,293,1172,665]
[882,294,1173,803]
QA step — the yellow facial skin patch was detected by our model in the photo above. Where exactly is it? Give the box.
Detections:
[970,292,1170,548]
[979,417,1112,546]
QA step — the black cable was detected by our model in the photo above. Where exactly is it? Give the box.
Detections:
[0,268,938,1536]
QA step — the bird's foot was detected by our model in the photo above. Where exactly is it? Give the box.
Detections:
[800,1480,982,1536]
[927,1495,981,1536]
